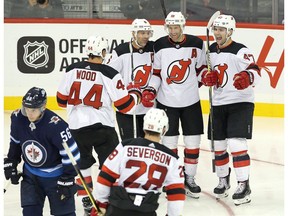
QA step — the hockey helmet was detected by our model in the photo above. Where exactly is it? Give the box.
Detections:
[143,108,169,136]
[22,87,47,108]
[131,19,153,37]
[85,35,109,59]
[132,19,153,32]
[165,11,186,31]
[212,15,236,32]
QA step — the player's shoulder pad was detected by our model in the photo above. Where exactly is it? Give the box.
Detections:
[213,41,247,55]
[43,109,66,126]
[122,138,179,159]
[184,34,204,49]
[97,64,120,79]
[143,41,155,52]
[11,108,24,120]
[66,61,89,73]
[153,36,170,53]
[209,42,218,53]
[113,42,130,57]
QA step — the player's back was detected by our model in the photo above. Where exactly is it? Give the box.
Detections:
[116,138,181,195]
[58,61,125,129]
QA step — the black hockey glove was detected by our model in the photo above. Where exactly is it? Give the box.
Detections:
[4,158,21,185]
[56,176,77,202]
[127,82,142,105]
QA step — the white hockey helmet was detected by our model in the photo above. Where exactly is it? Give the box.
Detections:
[143,108,169,136]
[131,19,153,37]
[85,35,109,59]
[165,11,186,31]
[212,15,236,32]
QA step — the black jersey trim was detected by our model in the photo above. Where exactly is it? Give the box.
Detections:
[66,61,119,80]
[114,41,154,57]
[154,35,203,53]
[210,41,247,55]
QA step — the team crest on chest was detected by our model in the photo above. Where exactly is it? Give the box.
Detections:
[22,140,47,167]
[166,59,191,84]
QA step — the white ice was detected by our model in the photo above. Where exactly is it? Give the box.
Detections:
[3,111,285,216]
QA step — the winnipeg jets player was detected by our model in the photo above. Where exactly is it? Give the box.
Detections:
[107,18,154,140]
[57,35,142,215]
[200,14,261,205]
[94,108,185,216]
[143,11,207,198]
[4,87,80,216]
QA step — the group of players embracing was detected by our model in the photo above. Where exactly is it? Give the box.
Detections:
[4,10,260,216]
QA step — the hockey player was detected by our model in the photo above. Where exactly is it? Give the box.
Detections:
[93,108,185,216]
[4,87,80,216]
[142,11,207,198]
[107,18,154,140]
[200,14,261,205]
[56,35,142,215]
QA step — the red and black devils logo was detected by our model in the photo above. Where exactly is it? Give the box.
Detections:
[166,59,191,84]
[214,63,228,88]
[132,64,152,89]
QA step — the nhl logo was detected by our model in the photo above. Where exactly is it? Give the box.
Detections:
[23,41,49,69]
[17,36,55,73]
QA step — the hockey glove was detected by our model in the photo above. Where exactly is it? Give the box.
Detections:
[142,86,156,107]
[4,158,21,185]
[233,71,254,90]
[127,82,142,105]
[90,201,108,216]
[56,176,77,202]
[201,70,218,86]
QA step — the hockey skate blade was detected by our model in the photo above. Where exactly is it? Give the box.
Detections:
[185,188,200,199]
[233,195,251,206]
[215,191,229,200]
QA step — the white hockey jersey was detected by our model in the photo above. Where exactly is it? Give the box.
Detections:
[57,61,138,129]
[108,41,154,115]
[96,138,185,216]
[150,35,207,107]
[208,41,261,106]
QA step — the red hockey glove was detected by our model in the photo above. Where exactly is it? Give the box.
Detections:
[142,86,156,107]
[201,70,218,86]
[90,201,108,216]
[127,82,142,104]
[233,71,254,90]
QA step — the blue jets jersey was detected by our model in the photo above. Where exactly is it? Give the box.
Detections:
[7,108,80,178]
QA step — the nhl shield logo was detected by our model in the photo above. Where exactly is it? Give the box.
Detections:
[23,41,49,69]
[17,36,55,73]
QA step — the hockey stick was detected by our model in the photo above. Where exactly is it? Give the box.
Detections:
[4,171,23,193]
[206,11,221,173]
[4,180,11,194]
[129,38,137,138]
[160,0,167,18]
[62,142,101,213]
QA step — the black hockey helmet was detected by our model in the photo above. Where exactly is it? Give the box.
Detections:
[22,87,47,108]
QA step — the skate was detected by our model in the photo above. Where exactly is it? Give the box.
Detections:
[82,196,93,216]
[185,174,201,199]
[214,168,231,200]
[232,180,251,206]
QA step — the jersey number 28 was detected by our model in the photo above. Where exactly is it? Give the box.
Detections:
[124,159,168,190]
